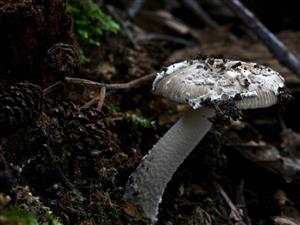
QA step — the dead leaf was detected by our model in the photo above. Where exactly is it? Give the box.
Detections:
[273,216,300,225]
[226,121,300,183]
[274,190,293,207]
[281,129,300,158]
[122,201,144,219]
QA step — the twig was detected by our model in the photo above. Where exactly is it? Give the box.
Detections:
[97,86,106,111]
[181,0,237,41]
[219,185,243,222]
[44,73,155,108]
[214,183,248,225]
[67,73,155,109]
[64,72,156,90]
[236,180,252,225]
[127,0,146,18]
[181,0,219,28]
[80,90,115,109]
[43,80,63,96]
[81,96,99,109]
[106,5,141,49]
[223,0,300,77]
[136,32,196,47]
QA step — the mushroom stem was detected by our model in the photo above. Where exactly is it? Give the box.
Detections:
[124,107,215,222]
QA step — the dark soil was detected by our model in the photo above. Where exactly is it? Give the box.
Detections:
[1,1,300,225]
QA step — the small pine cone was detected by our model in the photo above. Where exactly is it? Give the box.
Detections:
[46,43,80,75]
[55,108,118,178]
[0,81,43,135]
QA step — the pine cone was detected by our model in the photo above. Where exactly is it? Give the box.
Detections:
[0,81,43,135]
[46,43,80,75]
[61,108,107,177]
[51,108,121,180]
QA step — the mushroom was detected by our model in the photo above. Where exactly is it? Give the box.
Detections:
[124,58,286,222]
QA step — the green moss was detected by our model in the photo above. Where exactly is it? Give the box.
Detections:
[45,214,64,225]
[124,112,156,129]
[0,208,63,225]
[67,0,120,63]
[0,209,38,225]
[107,105,156,129]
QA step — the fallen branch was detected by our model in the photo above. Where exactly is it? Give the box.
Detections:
[223,0,300,77]
[181,0,219,28]
[43,73,156,107]
[136,32,196,47]
[64,72,156,90]
[106,5,141,49]
[181,0,237,41]
[213,182,248,225]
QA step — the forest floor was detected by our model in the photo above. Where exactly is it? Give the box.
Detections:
[1,1,300,225]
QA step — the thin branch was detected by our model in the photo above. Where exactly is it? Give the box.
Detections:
[43,80,63,96]
[64,72,156,90]
[213,182,248,225]
[181,0,237,41]
[97,86,106,111]
[219,185,244,223]
[136,32,196,47]
[106,5,141,49]
[236,180,252,225]
[66,73,155,109]
[81,96,99,109]
[43,73,155,109]
[223,0,300,77]
[181,0,219,28]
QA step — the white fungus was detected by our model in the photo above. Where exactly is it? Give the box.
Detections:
[124,58,286,223]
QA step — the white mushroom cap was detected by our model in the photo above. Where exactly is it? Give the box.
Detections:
[153,58,285,109]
